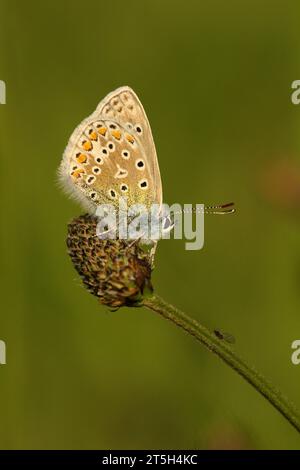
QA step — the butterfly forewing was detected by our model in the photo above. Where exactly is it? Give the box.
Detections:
[59,86,162,213]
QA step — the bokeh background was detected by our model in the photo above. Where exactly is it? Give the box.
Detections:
[1,0,300,450]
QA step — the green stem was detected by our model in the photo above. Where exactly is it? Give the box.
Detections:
[143,294,300,434]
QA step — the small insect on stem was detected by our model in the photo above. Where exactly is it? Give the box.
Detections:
[214,329,236,344]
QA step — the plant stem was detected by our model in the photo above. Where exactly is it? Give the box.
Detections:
[143,294,300,434]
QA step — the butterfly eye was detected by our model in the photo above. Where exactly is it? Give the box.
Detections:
[122,150,130,159]
[136,159,145,170]
[161,215,175,234]
[135,124,142,134]
[139,179,148,190]
[163,216,171,229]
[86,175,96,185]
[120,184,128,193]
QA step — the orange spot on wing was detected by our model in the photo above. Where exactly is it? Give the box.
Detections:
[76,153,87,164]
[71,169,85,179]
[112,130,121,140]
[125,133,135,144]
[98,127,107,136]
[89,131,98,141]
[82,140,92,151]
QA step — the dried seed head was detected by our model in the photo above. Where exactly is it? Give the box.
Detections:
[66,214,153,309]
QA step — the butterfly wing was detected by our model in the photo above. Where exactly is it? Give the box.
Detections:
[59,86,162,213]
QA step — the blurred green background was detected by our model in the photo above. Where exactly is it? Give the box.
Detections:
[1,0,300,450]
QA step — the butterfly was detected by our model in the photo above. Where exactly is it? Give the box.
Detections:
[59,86,234,242]
[59,86,162,217]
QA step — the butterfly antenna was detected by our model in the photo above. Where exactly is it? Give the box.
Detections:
[203,202,235,215]
[178,202,236,216]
